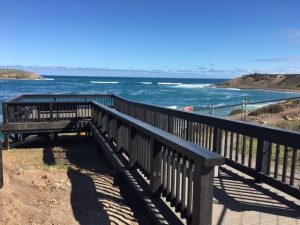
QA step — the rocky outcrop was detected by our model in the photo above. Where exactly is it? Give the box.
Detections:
[217,73,300,91]
[0,69,42,80]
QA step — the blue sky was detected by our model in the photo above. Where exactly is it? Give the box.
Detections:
[1,0,300,78]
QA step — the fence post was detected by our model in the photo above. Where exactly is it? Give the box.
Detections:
[244,98,248,121]
[255,139,270,182]
[128,126,137,168]
[241,100,244,121]
[150,138,162,197]
[4,134,9,150]
[192,162,214,225]
[2,103,7,123]
[213,128,222,177]
[0,139,3,188]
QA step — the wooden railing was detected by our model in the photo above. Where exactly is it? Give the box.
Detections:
[2,102,92,123]
[0,95,225,225]
[12,94,113,104]
[112,95,300,198]
[1,94,300,199]
[90,101,224,225]
[2,95,112,123]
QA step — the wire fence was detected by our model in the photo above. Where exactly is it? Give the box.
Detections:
[195,96,300,132]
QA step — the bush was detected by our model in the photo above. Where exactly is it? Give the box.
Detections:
[229,108,243,116]
[248,104,284,116]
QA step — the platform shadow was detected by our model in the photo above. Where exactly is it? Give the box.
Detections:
[213,167,300,225]
[41,135,149,225]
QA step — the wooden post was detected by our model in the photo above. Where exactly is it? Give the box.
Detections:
[4,134,9,150]
[128,126,137,168]
[255,139,270,182]
[0,139,3,188]
[213,128,222,177]
[2,102,7,123]
[150,138,162,197]
[192,162,215,225]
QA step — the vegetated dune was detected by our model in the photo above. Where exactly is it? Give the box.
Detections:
[217,73,300,91]
[0,69,42,80]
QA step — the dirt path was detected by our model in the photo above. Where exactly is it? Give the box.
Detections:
[0,135,150,225]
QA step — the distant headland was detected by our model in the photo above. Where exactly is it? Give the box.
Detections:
[0,69,42,80]
[217,73,300,92]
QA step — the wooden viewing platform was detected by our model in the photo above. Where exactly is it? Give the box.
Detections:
[1,94,300,225]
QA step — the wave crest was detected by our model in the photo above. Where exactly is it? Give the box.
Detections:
[90,81,119,84]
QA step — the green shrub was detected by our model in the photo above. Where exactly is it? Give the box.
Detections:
[248,104,284,116]
[229,108,243,116]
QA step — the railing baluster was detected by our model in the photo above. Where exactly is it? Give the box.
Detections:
[150,138,162,196]
[248,137,253,168]
[282,146,288,183]
[274,144,280,179]
[290,148,297,186]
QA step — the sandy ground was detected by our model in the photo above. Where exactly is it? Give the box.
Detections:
[0,135,150,225]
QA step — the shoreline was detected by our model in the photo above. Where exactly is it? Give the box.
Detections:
[0,77,45,81]
[216,86,300,94]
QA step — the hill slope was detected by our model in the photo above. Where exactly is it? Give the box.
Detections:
[217,74,300,91]
[0,69,42,80]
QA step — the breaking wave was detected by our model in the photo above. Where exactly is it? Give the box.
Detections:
[90,81,119,84]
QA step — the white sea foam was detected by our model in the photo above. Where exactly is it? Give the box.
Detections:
[90,81,119,84]
[167,106,177,109]
[140,82,152,85]
[174,84,212,89]
[214,103,226,107]
[34,78,55,81]
[222,88,241,91]
[158,82,183,85]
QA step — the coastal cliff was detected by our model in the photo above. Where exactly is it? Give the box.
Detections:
[0,69,42,80]
[217,73,300,91]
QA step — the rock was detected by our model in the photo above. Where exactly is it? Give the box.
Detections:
[0,69,42,80]
[50,199,58,204]
[258,121,267,125]
[42,175,48,179]
[284,115,293,121]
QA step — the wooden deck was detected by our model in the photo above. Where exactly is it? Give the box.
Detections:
[1,94,300,225]
[212,166,300,225]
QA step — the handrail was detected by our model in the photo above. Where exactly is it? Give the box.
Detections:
[111,95,300,198]
[12,94,113,102]
[90,101,224,225]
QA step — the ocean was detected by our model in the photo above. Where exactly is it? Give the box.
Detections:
[1,75,300,123]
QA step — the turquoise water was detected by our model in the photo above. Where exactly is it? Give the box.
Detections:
[1,75,300,122]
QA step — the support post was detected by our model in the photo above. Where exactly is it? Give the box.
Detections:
[0,139,3,188]
[255,139,270,182]
[128,126,137,168]
[150,138,162,197]
[4,134,9,150]
[2,102,7,123]
[213,128,222,176]
[49,103,54,122]
[192,162,214,225]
